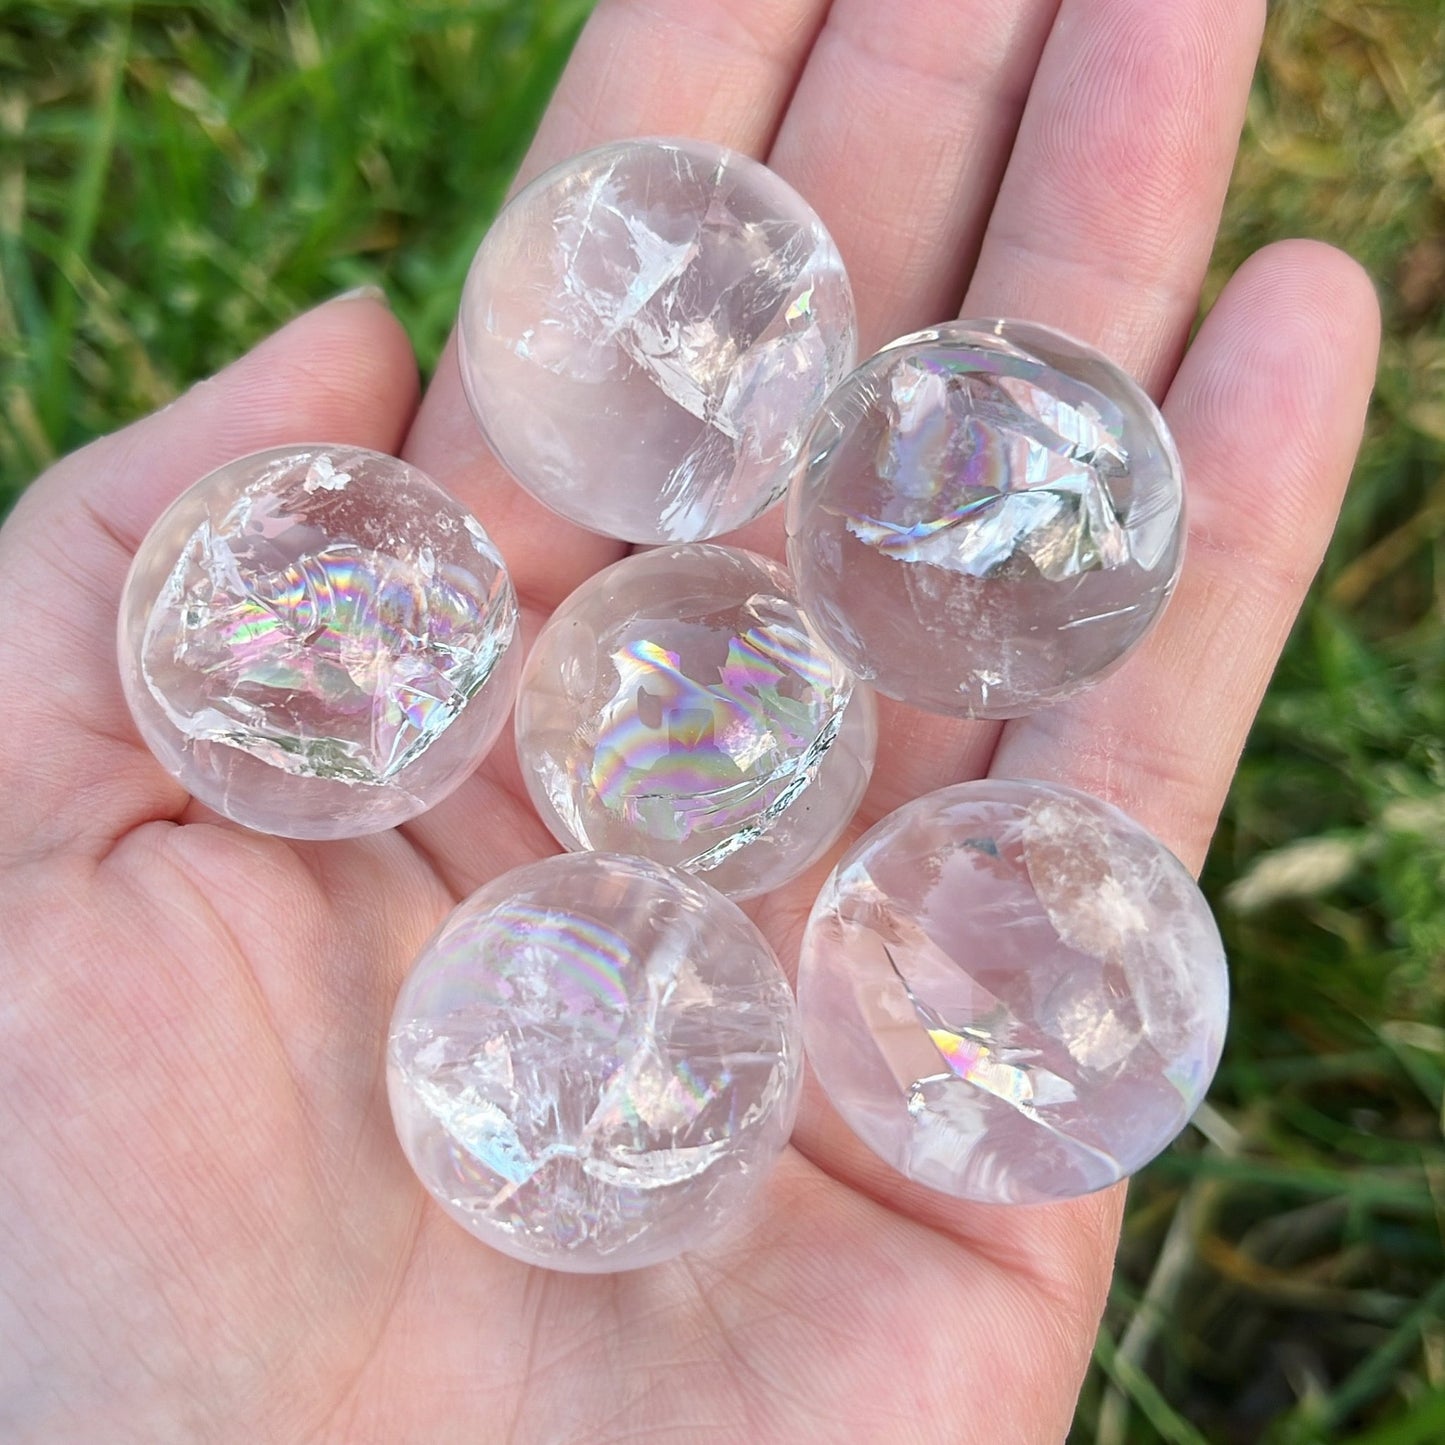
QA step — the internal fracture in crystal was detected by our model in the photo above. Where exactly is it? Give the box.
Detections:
[514,544,877,899]
[117,445,520,838]
[796,780,1228,1204]
[387,852,802,1271]
[459,137,857,543]
[787,320,1185,718]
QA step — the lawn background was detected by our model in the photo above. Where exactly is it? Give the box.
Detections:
[2,2,1443,1441]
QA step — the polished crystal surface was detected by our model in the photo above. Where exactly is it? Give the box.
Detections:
[797,780,1227,1204]
[118,445,520,838]
[787,320,1185,719]
[388,852,802,1271]
[459,136,857,543]
[514,544,876,900]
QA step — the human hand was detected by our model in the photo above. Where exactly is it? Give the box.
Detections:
[0,0,1378,1439]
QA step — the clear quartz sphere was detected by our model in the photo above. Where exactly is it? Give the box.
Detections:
[787,319,1185,719]
[117,444,521,839]
[387,851,802,1272]
[797,779,1228,1205]
[514,543,877,900]
[458,136,857,544]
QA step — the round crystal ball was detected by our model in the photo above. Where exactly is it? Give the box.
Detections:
[797,779,1227,1205]
[458,136,857,543]
[787,320,1185,719]
[118,445,521,839]
[514,543,877,900]
[387,852,802,1272]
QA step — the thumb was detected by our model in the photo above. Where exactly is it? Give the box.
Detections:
[0,293,419,863]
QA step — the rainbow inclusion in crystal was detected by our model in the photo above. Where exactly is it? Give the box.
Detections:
[797,779,1229,1205]
[514,543,876,900]
[387,852,802,1272]
[457,136,857,543]
[118,445,520,838]
[787,319,1185,719]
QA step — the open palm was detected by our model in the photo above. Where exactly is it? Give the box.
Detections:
[0,1,1378,1440]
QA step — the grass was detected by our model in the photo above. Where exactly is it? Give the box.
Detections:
[1074,6,1445,1440]
[0,0,591,481]
[2,1,1443,1440]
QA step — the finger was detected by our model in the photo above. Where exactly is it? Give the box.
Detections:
[0,296,419,861]
[989,239,1381,869]
[524,0,831,188]
[962,0,1264,394]
[766,0,1062,358]
[5,295,415,559]
[720,0,1058,790]
[718,0,1061,568]
[401,0,835,615]
[818,0,1266,821]
[401,0,842,891]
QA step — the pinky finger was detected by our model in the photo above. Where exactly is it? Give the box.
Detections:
[987,239,1380,871]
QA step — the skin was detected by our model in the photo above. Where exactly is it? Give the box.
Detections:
[0,0,1379,1440]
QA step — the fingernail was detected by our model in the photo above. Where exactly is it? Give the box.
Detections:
[330,283,389,306]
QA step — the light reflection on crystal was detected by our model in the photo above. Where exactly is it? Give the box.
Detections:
[885,951,1081,1115]
[797,780,1228,1205]
[459,137,856,543]
[515,544,876,899]
[787,319,1185,719]
[387,853,801,1272]
[118,445,520,838]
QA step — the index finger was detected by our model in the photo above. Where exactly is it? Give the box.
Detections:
[399,0,834,613]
